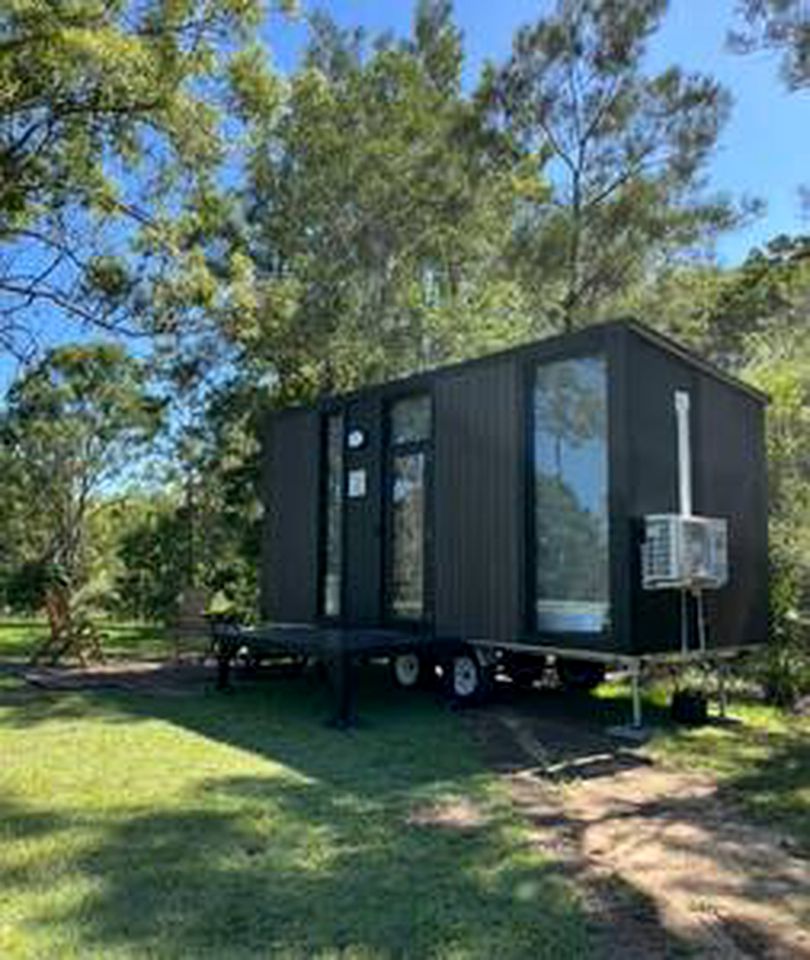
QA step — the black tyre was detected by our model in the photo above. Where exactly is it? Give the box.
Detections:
[445,647,493,705]
[390,652,423,689]
[556,658,606,692]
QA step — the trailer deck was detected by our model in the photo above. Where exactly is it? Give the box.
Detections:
[209,619,438,727]
[209,619,755,730]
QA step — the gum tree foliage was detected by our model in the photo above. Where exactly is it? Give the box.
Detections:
[227,1,542,403]
[176,379,263,618]
[483,0,740,331]
[111,496,191,622]
[731,0,810,89]
[0,0,292,360]
[108,379,263,622]
[744,324,810,700]
[732,238,810,691]
[0,344,163,605]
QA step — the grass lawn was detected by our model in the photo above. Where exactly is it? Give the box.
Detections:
[595,682,810,855]
[2,619,808,958]
[647,700,810,854]
[0,661,588,959]
[0,620,176,662]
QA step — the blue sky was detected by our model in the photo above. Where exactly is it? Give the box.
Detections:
[1,0,806,394]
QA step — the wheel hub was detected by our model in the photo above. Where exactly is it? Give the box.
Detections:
[394,653,420,687]
[453,656,478,697]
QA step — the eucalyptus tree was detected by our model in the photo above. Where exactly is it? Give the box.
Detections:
[230,1,540,402]
[484,0,738,330]
[0,0,292,360]
[0,344,163,592]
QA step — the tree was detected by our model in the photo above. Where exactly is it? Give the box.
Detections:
[227,1,539,402]
[743,318,810,702]
[111,496,192,623]
[731,0,810,89]
[0,0,289,360]
[0,344,163,621]
[484,0,739,330]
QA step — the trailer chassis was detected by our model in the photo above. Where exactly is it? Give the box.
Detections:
[469,639,760,729]
[208,618,758,730]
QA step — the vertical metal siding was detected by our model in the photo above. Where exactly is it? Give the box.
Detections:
[625,337,693,652]
[695,376,769,647]
[625,332,768,653]
[433,358,523,641]
[260,409,321,623]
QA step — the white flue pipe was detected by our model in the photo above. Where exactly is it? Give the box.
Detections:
[675,390,693,518]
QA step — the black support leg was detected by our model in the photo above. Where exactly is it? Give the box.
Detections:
[327,645,356,729]
[216,641,234,691]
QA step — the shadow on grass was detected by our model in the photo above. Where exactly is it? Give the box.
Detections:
[711,729,810,856]
[57,776,592,958]
[0,669,594,957]
[2,665,805,956]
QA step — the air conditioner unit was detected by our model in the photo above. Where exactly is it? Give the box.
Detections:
[641,515,728,590]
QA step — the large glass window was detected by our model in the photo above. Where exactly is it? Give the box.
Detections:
[390,451,426,619]
[387,395,431,621]
[322,412,344,617]
[389,394,431,446]
[533,356,609,633]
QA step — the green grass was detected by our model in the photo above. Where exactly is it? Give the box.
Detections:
[648,700,810,854]
[0,620,176,662]
[3,616,807,957]
[0,667,588,959]
[595,680,810,855]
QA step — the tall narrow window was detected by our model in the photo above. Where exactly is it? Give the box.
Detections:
[387,395,431,621]
[322,412,344,617]
[533,356,609,633]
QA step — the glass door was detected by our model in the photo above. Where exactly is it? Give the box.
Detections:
[385,395,432,623]
[320,411,344,618]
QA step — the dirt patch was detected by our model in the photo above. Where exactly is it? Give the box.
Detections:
[465,706,810,959]
[407,796,491,831]
[24,659,214,696]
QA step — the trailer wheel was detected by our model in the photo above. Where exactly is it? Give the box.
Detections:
[556,658,606,692]
[391,652,422,689]
[446,647,493,705]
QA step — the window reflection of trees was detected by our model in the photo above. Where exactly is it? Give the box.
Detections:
[323,413,344,617]
[534,357,609,632]
[388,394,431,621]
[391,452,425,619]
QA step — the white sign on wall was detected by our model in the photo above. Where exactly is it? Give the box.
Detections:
[347,468,367,499]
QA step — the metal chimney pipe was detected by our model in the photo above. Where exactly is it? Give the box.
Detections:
[675,390,692,518]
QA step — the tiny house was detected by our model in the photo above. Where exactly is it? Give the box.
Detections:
[259,320,768,705]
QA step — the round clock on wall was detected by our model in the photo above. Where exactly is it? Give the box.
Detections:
[347,428,367,450]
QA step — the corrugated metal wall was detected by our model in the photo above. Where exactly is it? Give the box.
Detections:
[624,331,768,652]
[433,358,524,641]
[260,408,321,623]
[694,371,769,649]
[257,323,767,657]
